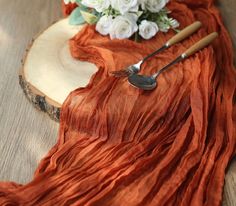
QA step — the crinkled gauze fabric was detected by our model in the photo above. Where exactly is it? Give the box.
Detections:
[0,0,235,205]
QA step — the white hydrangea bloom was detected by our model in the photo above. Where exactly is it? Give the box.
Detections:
[169,19,180,28]
[109,14,138,39]
[81,0,110,12]
[139,20,159,39]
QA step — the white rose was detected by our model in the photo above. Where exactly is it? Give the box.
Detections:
[81,0,110,12]
[96,15,113,35]
[111,0,139,15]
[139,0,146,10]
[144,0,167,13]
[109,14,138,39]
[139,20,159,39]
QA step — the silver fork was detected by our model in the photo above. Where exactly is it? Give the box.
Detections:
[110,21,202,77]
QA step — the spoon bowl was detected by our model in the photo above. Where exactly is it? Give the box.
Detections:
[128,74,157,90]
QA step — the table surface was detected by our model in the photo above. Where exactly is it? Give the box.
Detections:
[0,0,235,205]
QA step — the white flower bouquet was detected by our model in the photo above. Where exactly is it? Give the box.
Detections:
[64,0,180,40]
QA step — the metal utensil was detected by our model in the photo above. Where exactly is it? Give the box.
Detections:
[110,21,202,77]
[128,32,218,90]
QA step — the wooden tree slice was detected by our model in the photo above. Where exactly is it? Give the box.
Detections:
[19,19,98,121]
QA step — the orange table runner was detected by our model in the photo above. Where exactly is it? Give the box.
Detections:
[0,0,235,205]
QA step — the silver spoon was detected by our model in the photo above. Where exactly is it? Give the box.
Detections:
[111,21,202,77]
[128,32,218,90]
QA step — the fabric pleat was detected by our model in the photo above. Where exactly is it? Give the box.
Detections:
[0,0,235,205]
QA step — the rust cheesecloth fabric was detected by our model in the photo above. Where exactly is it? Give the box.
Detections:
[0,0,235,205]
[62,1,77,16]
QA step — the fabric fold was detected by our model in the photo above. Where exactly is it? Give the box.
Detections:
[0,0,235,205]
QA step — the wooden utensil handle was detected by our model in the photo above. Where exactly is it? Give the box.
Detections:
[182,32,218,58]
[166,21,202,46]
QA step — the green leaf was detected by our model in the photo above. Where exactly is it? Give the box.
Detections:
[77,2,89,11]
[91,8,100,16]
[80,10,98,24]
[173,28,181,33]
[69,7,85,25]
[137,11,143,17]
[75,0,81,3]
